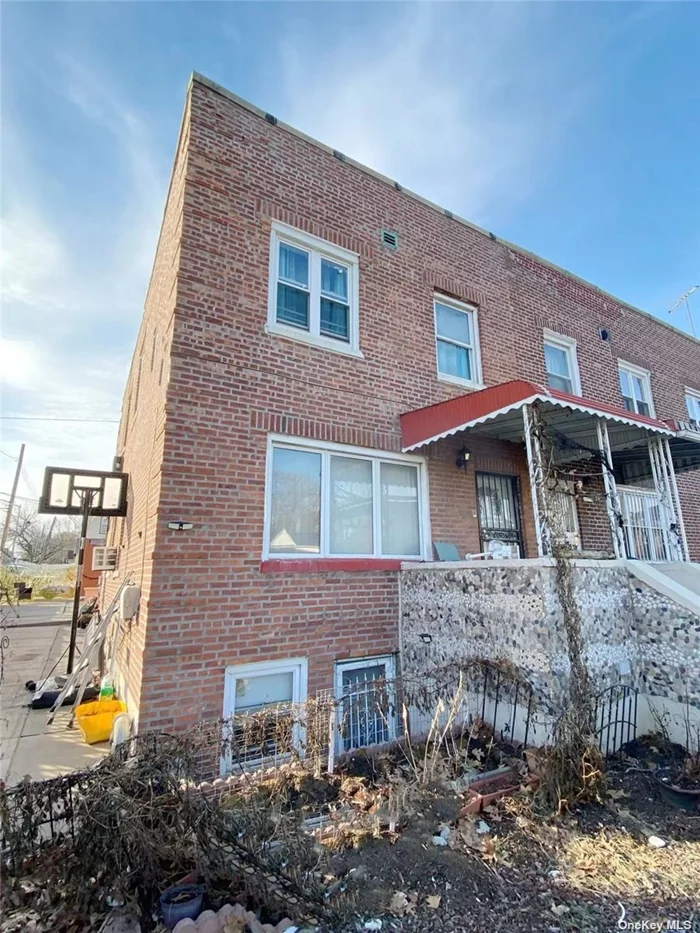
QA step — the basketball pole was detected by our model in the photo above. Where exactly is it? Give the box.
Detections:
[67,489,96,674]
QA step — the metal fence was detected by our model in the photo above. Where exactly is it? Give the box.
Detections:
[1,661,540,866]
[0,766,98,867]
[178,662,539,779]
[593,683,638,756]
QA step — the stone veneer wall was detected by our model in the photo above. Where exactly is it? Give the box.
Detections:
[400,562,700,717]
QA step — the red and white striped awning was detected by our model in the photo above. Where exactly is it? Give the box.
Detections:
[400,380,674,452]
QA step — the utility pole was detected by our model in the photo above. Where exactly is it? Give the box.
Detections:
[0,443,26,563]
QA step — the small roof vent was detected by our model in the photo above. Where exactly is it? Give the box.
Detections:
[381,229,399,249]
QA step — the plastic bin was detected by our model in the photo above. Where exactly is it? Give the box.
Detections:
[75,699,127,744]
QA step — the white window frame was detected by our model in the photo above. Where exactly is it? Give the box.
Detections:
[221,657,308,773]
[267,221,362,358]
[618,361,655,417]
[263,434,431,561]
[543,330,582,396]
[335,654,398,751]
[433,294,483,389]
[686,388,700,423]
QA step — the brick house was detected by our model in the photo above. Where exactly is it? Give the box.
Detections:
[103,73,700,736]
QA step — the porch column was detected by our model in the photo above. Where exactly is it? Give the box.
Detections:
[648,436,689,561]
[662,437,690,561]
[522,404,552,557]
[595,418,625,559]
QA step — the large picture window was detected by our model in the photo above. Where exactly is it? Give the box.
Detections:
[266,439,427,559]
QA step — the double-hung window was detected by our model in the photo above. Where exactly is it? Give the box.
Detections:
[268,222,361,356]
[543,331,581,395]
[434,295,482,387]
[686,389,700,424]
[266,438,427,559]
[618,362,653,417]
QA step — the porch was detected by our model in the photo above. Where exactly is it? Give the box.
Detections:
[401,380,699,563]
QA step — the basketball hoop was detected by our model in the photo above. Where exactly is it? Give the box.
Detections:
[39,467,128,517]
[38,467,129,674]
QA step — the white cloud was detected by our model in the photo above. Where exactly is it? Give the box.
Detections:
[1,55,166,324]
[1,54,167,504]
[58,53,165,292]
[279,3,589,223]
[0,337,42,391]
[0,209,73,312]
[1,337,125,504]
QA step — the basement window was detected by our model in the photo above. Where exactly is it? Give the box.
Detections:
[267,222,362,357]
[335,655,397,751]
[222,658,308,771]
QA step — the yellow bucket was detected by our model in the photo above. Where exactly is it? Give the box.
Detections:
[75,699,127,745]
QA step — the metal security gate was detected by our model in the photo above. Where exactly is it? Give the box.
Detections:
[336,657,397,752]
[476,472,523,558]
[618,486,671,561]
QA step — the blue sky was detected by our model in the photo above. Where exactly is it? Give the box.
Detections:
[2,1,699,504]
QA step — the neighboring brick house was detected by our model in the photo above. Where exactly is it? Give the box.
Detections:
[102,73,700,735]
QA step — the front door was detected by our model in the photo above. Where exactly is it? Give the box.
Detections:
[476,472,523,558]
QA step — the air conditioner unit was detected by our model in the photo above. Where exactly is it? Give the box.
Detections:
[92,547,118,571]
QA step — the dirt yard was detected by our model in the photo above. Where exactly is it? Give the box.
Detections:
[326,763,699,932]
[2,732,699,933]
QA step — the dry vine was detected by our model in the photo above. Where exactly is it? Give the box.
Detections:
[1,733,349,931]
[528,403,605,810]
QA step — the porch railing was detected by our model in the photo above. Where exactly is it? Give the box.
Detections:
[618,485,672,562]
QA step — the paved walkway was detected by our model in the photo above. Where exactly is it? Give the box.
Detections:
[0,600,108,785]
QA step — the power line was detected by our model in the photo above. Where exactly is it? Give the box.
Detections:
[1,416,119,423]
[0,492,40,503]
[0,450,19,460]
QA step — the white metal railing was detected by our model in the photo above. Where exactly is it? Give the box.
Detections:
[618,485,671,562]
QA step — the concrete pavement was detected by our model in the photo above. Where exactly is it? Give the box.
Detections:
[0,600,108,784]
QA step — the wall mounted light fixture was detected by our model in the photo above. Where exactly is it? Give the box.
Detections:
[456,447,471,471]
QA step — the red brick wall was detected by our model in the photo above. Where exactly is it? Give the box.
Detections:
[427,435,538,559]
[109,76,700,733]
[100,98,192,728]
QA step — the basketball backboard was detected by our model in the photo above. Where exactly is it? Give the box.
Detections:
[38,467,128,517]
